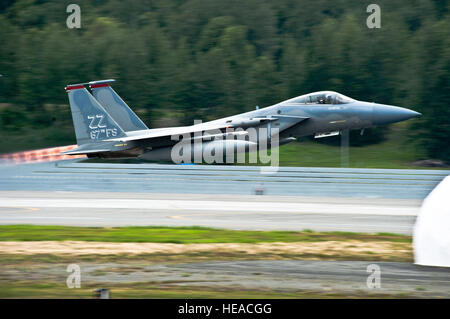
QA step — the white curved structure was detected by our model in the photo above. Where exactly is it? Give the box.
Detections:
[413,175,450,267]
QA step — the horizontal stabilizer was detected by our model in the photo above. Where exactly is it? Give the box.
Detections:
[60,143,113,155]
[61,149,110,156]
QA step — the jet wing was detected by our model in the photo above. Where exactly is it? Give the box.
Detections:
[103,123,233,143]
[103,117,288,143]
[63,116,309,155]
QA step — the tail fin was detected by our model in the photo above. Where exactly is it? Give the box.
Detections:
[89,79,148,132]
[65,83,126,145]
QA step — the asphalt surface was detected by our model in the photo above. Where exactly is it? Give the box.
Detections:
[0,160,448,198]
[0,160,448,234]
[0,191,419,234]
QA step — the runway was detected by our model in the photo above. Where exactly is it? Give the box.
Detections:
[0,160,448,234]
[0,160,448,198]
[0,191,420,233]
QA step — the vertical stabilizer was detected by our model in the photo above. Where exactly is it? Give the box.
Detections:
[90,79,148,132]
[65,83,126,145]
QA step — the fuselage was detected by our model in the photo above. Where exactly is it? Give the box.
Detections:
[137,91,420,161]
[63,82,420,162]
[204,91,420,139]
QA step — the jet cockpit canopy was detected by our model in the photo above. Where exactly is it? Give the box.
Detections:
[283,91,355,105]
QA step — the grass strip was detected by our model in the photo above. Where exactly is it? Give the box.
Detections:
[0,225,411,243]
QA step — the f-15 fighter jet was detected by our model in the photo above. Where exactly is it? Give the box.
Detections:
[62,79,420,163]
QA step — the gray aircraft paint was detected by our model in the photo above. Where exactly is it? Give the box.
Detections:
[90,80,148,132]
[66,86,126,145]
[62,82,420,162]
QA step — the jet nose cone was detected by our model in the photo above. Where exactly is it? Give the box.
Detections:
[372,104,421,125]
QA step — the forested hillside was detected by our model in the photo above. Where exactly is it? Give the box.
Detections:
[0,0,448,163]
